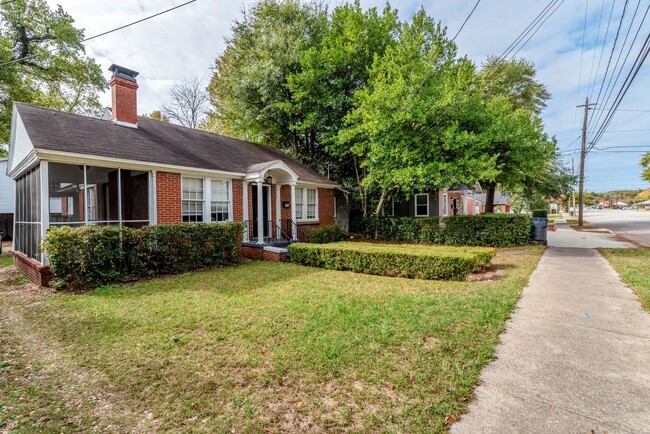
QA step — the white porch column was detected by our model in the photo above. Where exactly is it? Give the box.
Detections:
[290,182,297,240]
[256,180,264,244]
[40,161,49,265]
[275,184,281,234]
[242,181,249,241]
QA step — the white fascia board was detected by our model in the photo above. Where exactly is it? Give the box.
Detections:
[7,109,36,178]
[34,149,246,179]
[294,180,339,189]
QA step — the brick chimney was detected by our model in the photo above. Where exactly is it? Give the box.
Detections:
[108,64,139,128]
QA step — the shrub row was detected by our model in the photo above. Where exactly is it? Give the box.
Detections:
[289,242,495,281]
[307,224,346,244]
[363,214,532,247]
[42,222,244,289]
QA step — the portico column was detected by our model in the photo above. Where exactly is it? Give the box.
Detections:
[290,182,297,240]
[256,180,264,244]
[242,181,249,241]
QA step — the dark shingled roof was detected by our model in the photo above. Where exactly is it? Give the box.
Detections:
[15,103,336,186]
[474,193,509,205]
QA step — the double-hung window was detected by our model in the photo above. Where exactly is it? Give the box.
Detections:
[295,188,304,220]
[415,193,429,217]
[442,193,448,217]
[306,189,317,219]
[211,180,230,222]
[295,187,318,221]
[182,177,204,222]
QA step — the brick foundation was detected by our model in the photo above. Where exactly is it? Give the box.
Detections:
[13,251,51,286]
[263,249,289,262]
[241,245,264,260]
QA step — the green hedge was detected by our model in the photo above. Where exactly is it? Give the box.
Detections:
[362,214,531,247]
[307,224,346,244]
[289,242,494,281]
[42,222,244,289]
[441,214,532,246]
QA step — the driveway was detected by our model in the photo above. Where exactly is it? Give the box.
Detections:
[584,209,650,247]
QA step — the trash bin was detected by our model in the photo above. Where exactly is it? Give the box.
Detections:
[531,217,547,244]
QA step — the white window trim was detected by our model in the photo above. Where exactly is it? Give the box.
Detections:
[443,193,448,217]
[415,193,429,217]
[295,186,319,222]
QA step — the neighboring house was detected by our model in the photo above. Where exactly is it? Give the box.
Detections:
[389,183,509,217]
[472,193,511,214]
[0,158,15,239]
[636,200,650,210]
[7,64,338,284]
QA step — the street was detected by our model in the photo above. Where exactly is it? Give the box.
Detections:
[583,209,650,247]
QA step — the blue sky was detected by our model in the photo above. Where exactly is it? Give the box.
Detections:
[47,0,650,192]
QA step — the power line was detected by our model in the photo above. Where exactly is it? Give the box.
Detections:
[0,0,19,5]
[452,0,481,41]
[0,0,196,67]
[588,0,618,102]
[510,0,566,58]
[588,0,631,131]
[588,0,646,133]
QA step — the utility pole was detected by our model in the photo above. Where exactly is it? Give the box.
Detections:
[577,97,595,226]
[572,158,576,215]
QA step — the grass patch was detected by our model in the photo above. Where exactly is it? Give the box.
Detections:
[600,248,650,311]
[0,254,12,268]
[0,246,544,432]
[289,242,494,280]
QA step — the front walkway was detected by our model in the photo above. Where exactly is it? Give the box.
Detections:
[452,248,650,433]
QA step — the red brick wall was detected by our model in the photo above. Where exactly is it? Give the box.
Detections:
[110,76,138,125]
[156,171,182,224]
[241,245,264,260]
[232,180,243,222]
[318,188,335,225]
[281,185,292,222]
[13,251,52,286]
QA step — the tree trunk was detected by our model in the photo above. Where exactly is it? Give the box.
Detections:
[485,182,496,213]
[374,189,388,217]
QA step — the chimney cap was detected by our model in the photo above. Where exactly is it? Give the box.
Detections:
[108,64,139,83]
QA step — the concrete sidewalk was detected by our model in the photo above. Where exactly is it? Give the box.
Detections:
[548,222,634,248]
[452,248,650,433]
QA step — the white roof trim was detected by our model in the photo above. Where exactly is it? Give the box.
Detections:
[245,159,298,182]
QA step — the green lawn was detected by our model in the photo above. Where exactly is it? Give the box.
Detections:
[600,248,650,311]
[0,254,12,268]
[0,246,544,433]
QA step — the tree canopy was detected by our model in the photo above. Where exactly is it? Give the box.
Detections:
[0,0,106,146]
[642,152,650,183]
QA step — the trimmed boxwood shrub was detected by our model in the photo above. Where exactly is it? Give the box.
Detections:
[366,217,443,243]
[441,214,532,247]
[308,224,345,244]
[42,222,243,289]
[361,214,531,247]
[289,242,494,281]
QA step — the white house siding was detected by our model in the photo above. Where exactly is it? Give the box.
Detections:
[0,159,14,214]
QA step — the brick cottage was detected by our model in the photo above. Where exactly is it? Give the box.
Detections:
[7,65,338,285]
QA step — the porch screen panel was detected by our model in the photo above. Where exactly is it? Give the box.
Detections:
[14,165,41,260]
[48,163,85,225]
[121,169,150,227]
[84,165,119,225]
